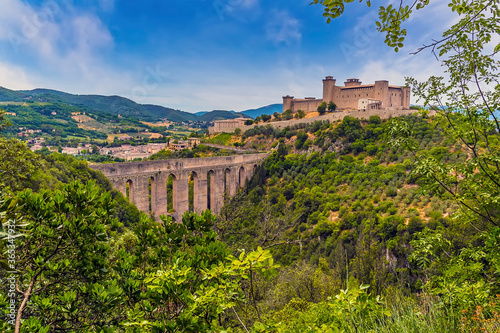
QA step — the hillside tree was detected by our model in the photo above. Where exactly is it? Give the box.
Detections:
[317,101,327,115]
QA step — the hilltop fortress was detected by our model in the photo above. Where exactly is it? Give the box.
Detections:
[209,75,413,134]
[283,76,410,113]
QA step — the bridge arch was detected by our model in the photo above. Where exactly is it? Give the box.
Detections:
[126,179,134,203]
[166,173,177,215]
[238,166,245,188]
[188,171,198,212]
[224,168,231,197]
[207,170,215,211]
[149,176,157,215]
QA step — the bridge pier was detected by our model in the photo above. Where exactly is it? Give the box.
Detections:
[111,178,127,198]
[155,173,168,219]
[134,176,150,214]
[172,172,189,221]
[227,167,239,197]
[195,173,208,214]
[210,169,224,215]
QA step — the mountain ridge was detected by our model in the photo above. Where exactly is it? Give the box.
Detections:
[0,87,260,122]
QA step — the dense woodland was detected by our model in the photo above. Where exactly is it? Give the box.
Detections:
[1,106,499,332]
[2,0,500,331]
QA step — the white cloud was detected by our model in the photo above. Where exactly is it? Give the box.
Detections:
[0,61,34,90]
[0,0,122,95]
[266,10,301,45]
[99,0,114,12]
[240,0,259,9]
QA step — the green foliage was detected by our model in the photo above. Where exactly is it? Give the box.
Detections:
[0,137,140,227]
[0,138,42,192]
[220,115,461,295]
[0,181,121,332]
[0,108,11,133]
[294,132,309,150]
[255,284,390,332]
[311,0,430,52]
[317,101,327,115]
[0,87,195,122]
[2,2,500,330]
[295,110,306,119]
[328,101,337,112]
[313,0,500,328]
[1,102,115,140]
[410,227,500,315]
[283,109,294,120]
[261,114,271,122]
[206,132,235,145]
[0,187,278,333]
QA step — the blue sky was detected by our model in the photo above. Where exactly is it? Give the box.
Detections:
[0,0,454,112]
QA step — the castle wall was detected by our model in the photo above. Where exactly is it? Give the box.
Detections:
[290,99,323,113]
[336,86,377,109]
[388,87,405,109]
[232,108,435,133]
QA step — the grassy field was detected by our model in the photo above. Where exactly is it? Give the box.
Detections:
[205,132,235,145]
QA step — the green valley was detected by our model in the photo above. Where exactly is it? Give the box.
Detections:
[1,0,500,332]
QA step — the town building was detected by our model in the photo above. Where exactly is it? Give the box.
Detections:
[99,143,167,161]
[188,137,201,148]
[283,76,410,112]
[208,118,246,134]
[170,140,189,150]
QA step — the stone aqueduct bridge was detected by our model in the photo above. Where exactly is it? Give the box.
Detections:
[90,153,269,220]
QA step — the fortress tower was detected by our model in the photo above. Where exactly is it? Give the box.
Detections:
[283,95,294,112]
[322,76,336,103]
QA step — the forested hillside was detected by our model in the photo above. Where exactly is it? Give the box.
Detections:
[1,101,136,141]
[220,115,463,289]
[0,87,189,121]
[0,87,252,123]
[0,135,140,227]
[1,105,500,332]
[2,0,500,331]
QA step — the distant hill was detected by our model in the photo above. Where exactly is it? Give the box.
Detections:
[0,87,202,122]
[17,88,189,121]
[241,104,283,119]
[197,110,250,122]
[142,104,197,122]
[0,86,279,123]
[0,87,27,101]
